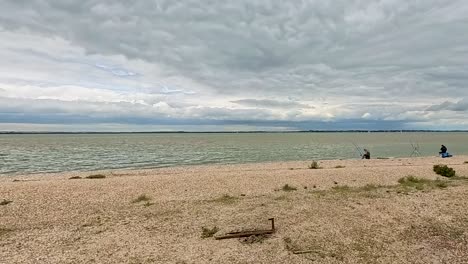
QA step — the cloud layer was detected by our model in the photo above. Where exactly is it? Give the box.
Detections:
[1,0,468,131]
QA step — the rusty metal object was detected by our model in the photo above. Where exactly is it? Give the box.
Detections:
[215,218,275,240]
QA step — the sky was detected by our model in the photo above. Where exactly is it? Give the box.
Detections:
[0,0,468,132]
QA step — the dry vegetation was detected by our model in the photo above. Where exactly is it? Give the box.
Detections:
[131,194,151,203]
[201,226,219,238]
[308,160,321,169]
[209,194,239,204]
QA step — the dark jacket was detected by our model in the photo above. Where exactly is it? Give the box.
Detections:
[362,150,370,159]
[440,145,447,154]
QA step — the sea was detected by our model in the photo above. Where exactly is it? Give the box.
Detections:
[1,132,467,175]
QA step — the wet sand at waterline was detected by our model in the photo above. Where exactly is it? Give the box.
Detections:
[1,156,468,263]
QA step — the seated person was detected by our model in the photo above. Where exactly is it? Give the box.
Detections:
[439,145,452,158]
[439,145,447,155]
[362,149,370,159]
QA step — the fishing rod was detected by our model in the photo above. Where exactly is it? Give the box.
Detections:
[352,142,364,158]
[408,133,421,157]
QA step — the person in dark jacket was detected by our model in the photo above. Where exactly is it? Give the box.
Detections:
[439,145,447,155]
[362,149,370,159]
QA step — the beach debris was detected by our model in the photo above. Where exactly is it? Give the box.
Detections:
[0,199,13,206]
[12,179,40,182]
[215,218,275,240]
[293,250,317,255]
[86,174,106,179]
[69,176,82,180]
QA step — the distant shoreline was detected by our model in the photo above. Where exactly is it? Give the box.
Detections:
[2,130,468,135]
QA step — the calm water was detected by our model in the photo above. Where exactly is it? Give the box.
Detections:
[1,132,467,175]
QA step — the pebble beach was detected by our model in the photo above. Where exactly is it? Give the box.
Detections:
[1,156,468,263]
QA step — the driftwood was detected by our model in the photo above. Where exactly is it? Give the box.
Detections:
[215,218,275,240]
[293,250,316,255]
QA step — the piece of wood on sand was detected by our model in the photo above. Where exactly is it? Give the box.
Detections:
[293,250,316,255]
[215,218,275,240]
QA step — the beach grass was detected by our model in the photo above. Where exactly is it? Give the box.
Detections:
[308,161,321,169]
[201,226,219,238]
[397,176,449,191]
[210,194,238,204]
[132,194,151,203]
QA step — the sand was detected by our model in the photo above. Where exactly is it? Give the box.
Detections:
[1,156,468,264]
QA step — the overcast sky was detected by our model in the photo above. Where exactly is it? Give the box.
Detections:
[1,0,467,131]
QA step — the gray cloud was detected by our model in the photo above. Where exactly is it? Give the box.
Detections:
[427,99,468,112]
[1,0,468,130]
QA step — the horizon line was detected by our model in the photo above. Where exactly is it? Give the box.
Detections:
[1,130,468,134]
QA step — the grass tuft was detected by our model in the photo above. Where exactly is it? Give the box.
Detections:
[201,226,219,238]
[308,161,321,169]
[398,176,426,185]
[211,194,238,204]
[86,174,106,179]
[282,184,297,192]
[132,194,151,203]
[274,195,288,201]
[433,164,456,177]
[359,184,382,192]
[397,176,449,191]
[435,181,448,189]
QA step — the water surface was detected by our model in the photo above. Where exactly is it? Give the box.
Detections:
[1,132,467,175]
